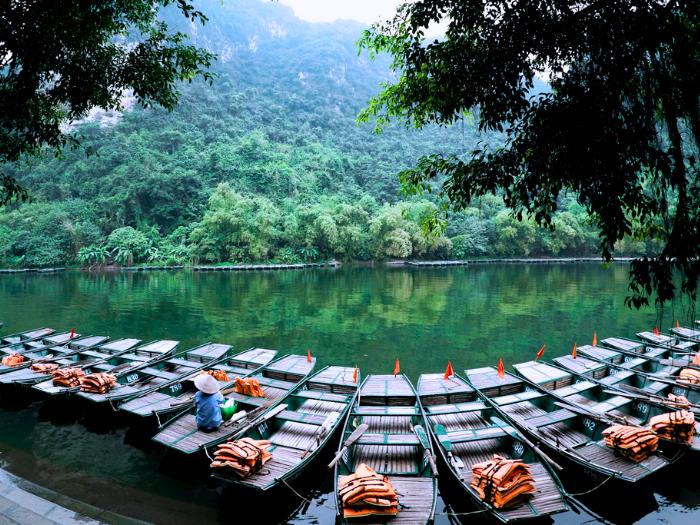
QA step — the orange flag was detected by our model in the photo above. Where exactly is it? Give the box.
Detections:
[535,345,545,361]
[592,331,597,347]
[653,326,660,336]
[676,320,681,329]
[393,358,400,377]
[572,342,577,359]
[307,348,312,363]
[352,367,358,383]
[69,328,75,339]
[443,361,454,380]
[497,357,505,378]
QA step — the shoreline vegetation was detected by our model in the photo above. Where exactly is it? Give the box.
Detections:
[0,257,635,274]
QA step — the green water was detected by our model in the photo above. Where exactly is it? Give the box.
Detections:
[0,264,698,524]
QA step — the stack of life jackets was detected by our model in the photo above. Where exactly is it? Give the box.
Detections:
[1,353,25,367]
[470,454,536,509]
[668,393,691,408]
[210,438,272,478]
[234,377,265,397]
[338,463,399,519]
[52,368,85,387]
[30,362,59,373]
[678,368,700,385]
[692,352,700,367]
[203,369,229,382]
[79,372,117,394]
[602,425,659,462]
[648,410,696,445]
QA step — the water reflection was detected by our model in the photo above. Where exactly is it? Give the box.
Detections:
[0,265,697,524]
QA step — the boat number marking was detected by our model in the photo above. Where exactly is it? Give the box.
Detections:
[257,422,268,435]
[583,417,596,432]
[126,373,138,383]
[634,402,649,414]
[170,383,182,394]
[672,386,686,396]
[512,441,525,457]
[624,356,633,363]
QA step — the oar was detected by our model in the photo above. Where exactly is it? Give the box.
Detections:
[223,401,273,427]
[433,424,464,472]
[301,411,340,459]
[412,425,438,477]
[328,423,369,469]
[552,400,630,426]
[490,417,564,472]
[611,385,700,411]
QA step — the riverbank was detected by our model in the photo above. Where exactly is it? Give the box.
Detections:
[0,256,635,274]
[0,468,145,525]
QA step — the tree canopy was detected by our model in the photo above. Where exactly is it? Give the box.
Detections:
[359,0,700,307]
[0,0,213,204]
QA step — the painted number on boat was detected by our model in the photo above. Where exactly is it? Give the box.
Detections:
[126,373,139,383]
[634,401,649,414]
[170,383,182,394]
[583,417,596,432]
[672,386,686,396]
[511,441,525,458]
[257,422,268,435]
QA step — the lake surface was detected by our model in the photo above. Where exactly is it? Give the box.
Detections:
[0,264,698,524]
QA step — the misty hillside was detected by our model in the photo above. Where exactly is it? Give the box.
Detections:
[0,0,611,268]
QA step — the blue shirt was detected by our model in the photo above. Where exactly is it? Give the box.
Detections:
[195,391,224,430]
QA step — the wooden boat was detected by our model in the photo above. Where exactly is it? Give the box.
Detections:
[0,338,141,385]
[465,366,671,483]
[210,366,359,491]
[513,360,699,444]
[32,339,178,396]
[152,353,316,455]
[670,325,700,344]
[636,331,697,353]
[0,332,90,375]
[76,340,207,404]
[572,344,700,406]
[1,327,55,346]
[417,373,568,522]
[588,341,687,373]
[0,330,71,360]
[119,347,278,419]
[333,374,437,524]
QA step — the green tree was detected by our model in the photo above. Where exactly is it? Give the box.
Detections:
[359,0,700,306]
[0,0,213,205]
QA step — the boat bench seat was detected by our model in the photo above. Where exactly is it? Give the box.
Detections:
[495,390,543,406]
[357,433,420,446]
[527,408,577,428]
[444,426,510,444]
[293,389,348,403]
[591,396,632,414]
[224,392,267,406]
[426,401,487,415]
[275,409,327,426]
[354,406,419,416]
[556,382,596,397]
[599,371,634,385]
[139,367,180,381]
[646,381,671,394]
[257,376,296,389]
[166,358,198,368]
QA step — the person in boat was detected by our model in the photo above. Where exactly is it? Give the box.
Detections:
[194,374,225,432]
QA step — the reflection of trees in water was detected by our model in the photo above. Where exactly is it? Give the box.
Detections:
[0,265,686,376]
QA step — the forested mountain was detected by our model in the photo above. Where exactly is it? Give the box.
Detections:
[0,0,642,267]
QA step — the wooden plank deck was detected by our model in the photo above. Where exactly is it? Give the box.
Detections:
[265,355,316,381]
[417,374,475,406]
[361,375,415,406]
[602,337,644,352]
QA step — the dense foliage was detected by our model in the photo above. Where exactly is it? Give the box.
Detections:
[0,0,213,205]
[359,0,700,306]
[0,0,652,269]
